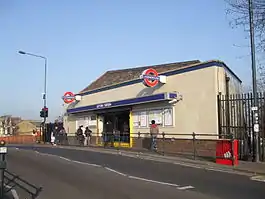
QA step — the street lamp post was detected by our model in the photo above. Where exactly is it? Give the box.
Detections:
[248,0,259,162]
[18,50,48,141]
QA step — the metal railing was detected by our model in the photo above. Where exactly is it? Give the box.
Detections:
[64,132,243,165]
[218,93,265,161]
[0,140,42,199]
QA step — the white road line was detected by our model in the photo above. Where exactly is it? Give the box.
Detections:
[27,150,197,190]
[71,160,101,167]
[173,162,202,169]
[128,176,179,187]
[105,167,127,176]
[177,185,194,190]
[11,189,20,199]
[5,184,19,199]
[59,156,70,161]
[250,176,265,182]
[205,168,229,172]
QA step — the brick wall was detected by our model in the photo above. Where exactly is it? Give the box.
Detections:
[0,135,36,144]
[62,136,219,160]
[132,137,217,158]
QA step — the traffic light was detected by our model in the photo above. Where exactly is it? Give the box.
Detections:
[40,107,48,118]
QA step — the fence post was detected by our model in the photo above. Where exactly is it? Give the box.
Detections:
[117,131,121,154]
[138,132,141,139]
[162,132,165,156]
[0,140,7,198]
[192,132,196,160]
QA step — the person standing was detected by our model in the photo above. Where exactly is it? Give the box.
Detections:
[76,126,84,146]
[150,120,159,151]
[84,127,92,146]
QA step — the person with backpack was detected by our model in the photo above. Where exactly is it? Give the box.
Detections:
[76,126,84,146]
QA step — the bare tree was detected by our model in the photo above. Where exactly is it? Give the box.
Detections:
[226,0,265,91]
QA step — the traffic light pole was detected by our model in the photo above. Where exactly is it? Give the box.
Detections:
[18,50,48,143]
[42,58,47,143]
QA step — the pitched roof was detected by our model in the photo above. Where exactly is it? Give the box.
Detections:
[80,60,201,93]
[17,120,42,127]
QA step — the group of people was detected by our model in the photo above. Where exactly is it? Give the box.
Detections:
[74,120,159,151]
[76,126,92,146]
[50,125,67,146]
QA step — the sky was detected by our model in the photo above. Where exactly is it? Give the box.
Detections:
[0,0,253,121]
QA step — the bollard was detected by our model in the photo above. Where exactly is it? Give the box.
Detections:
[192,132,196,160]
[0,140,7,198]
[162,132,165,156]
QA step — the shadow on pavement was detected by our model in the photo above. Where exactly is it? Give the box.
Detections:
[4,170,42,199]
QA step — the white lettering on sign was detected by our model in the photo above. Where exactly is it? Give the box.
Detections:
[96,103,112,109]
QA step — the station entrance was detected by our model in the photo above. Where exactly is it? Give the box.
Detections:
[98,109,130,146]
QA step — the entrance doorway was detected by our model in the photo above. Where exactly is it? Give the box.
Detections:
[99,110,130,145]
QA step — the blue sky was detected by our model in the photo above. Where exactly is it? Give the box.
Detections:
[0,0,252,121]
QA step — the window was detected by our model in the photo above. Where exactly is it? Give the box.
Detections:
[90,115,96,121]
[76,115,97,128]
[76,117,86,129]
[132,111,147,127]
[132,112,140,127]
[89,115,97,126]
[132,107,174,128]
[148,109,163,125]
[163,108,173,126]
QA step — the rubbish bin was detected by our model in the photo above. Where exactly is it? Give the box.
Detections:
[216,139,238,166]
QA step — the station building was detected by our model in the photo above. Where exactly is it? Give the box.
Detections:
[63,60,242,147]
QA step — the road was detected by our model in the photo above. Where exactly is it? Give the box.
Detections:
[5,146,265,199]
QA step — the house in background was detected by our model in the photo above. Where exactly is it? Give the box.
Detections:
[16,120,42,135]
[0,116,21,136]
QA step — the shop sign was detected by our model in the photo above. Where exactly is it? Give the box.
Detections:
[62,92,75,104]
[140,68,161,87]
[96,102,112,109]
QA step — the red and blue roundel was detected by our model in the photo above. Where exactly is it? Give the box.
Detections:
[141,68,160,87]
[62,92,75,104]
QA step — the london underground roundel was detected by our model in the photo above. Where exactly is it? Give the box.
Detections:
[62,92,75,104]
[141,68,160,87]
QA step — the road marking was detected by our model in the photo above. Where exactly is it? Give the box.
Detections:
[59,156,70,161]
[5,184,19,199]
[250,175,265,182]
[25,149,196,190]
[128,175,180,187]
[177,185,194,190]
[173,162,203,169]
[105,167,127,176]
[71,160,101,167]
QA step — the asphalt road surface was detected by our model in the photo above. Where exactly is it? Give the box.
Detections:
[5,146,265,199]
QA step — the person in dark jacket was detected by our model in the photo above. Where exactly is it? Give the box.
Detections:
[76,126,84,146]
[84,127,92,146]
[104,121,114,147]
[150,120,159,151]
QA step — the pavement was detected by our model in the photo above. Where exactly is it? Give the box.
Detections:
[6,145,265,199]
